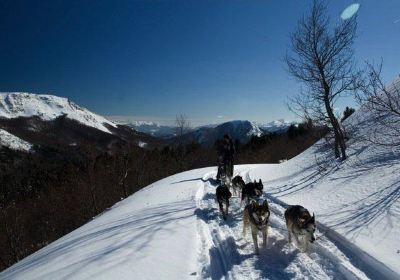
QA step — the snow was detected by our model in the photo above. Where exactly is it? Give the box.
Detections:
[1,168,210,280]
[138,141,147,148]
[2,163,399,279]
[249,107,400,275]
[2,88,400,278]
[0,93,116,134]
[0,128,32,151]
[105,118,292,139]
[258,119,294,133]
[247,121,263,137]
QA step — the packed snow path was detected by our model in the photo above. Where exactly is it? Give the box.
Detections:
[1,166,398,279]
[196,167,371,280]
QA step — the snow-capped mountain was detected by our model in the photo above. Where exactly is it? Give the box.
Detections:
[108,118,293,142]
[170,120,260,146]
[258,119,294,133]
[0,93,164,151]
[173,120,292,146]
[126,122,176,138]
[0,92,116,133]
[106,118,177,138]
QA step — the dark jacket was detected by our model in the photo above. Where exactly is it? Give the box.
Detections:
[221,139,235,162]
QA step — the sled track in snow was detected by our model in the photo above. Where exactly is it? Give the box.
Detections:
[193,168,397,280]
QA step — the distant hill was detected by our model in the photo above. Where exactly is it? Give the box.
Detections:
[171,119,293,146]
[111,118,294,146]
[0,92,164,151]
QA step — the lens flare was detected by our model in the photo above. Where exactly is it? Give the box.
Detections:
[341,3,360,20]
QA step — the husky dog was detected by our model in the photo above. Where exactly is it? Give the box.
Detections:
[231,175,245,197]
[243,200,270,255]
[284,205,316,251]
[216,184,232,220]
[241,179,263,206]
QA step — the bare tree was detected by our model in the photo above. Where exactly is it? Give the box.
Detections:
[117,152,130,199]
[175,114,190,142]
[175,114,191,168]
[85,148,99,216]
[286,0,360,160]
[357,61,400,146]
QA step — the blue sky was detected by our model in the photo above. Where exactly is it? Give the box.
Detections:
[0,1,399,125]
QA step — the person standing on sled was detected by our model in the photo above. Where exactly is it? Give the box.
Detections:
[216,134,235,181]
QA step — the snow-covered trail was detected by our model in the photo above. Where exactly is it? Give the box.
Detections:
[2,165,398,280]
[195,167,371,280]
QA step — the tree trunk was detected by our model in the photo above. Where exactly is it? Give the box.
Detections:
[323,83,347,160]
[334,134,340,158]
[324,94,347,160]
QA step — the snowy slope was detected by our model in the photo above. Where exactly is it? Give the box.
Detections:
[0,93,116,133]
[249,108,400,275]
[2,165,398,279]
[0,128,32,151]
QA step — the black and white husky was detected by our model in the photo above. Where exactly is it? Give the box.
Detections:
[243,200,270,255]
[231,175,245,197]
[216,184,232,220]
[284,205,316,251]
[241,179,263,206]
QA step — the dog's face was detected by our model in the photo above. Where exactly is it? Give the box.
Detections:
[251,200,270,225]
[300,214,316,243]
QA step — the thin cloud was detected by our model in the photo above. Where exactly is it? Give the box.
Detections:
[394,18,400,24]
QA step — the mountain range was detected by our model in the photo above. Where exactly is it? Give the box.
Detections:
[0,92,163,152]
[0,92,293,152]
[109,117,294,146]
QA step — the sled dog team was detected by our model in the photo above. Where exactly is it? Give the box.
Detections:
[216,175,316,255]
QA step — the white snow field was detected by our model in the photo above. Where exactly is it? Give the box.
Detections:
[1,165,397,280]
[2,94,400,279]
[0,93,116,133]
[0,128,32,151]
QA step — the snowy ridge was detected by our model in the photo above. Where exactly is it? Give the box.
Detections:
[258,119,294,133]
[0,93,116,133]
[182,120,266,146]
[129,120,161,127]
[105,118,292,140]
[0,128,32,151]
